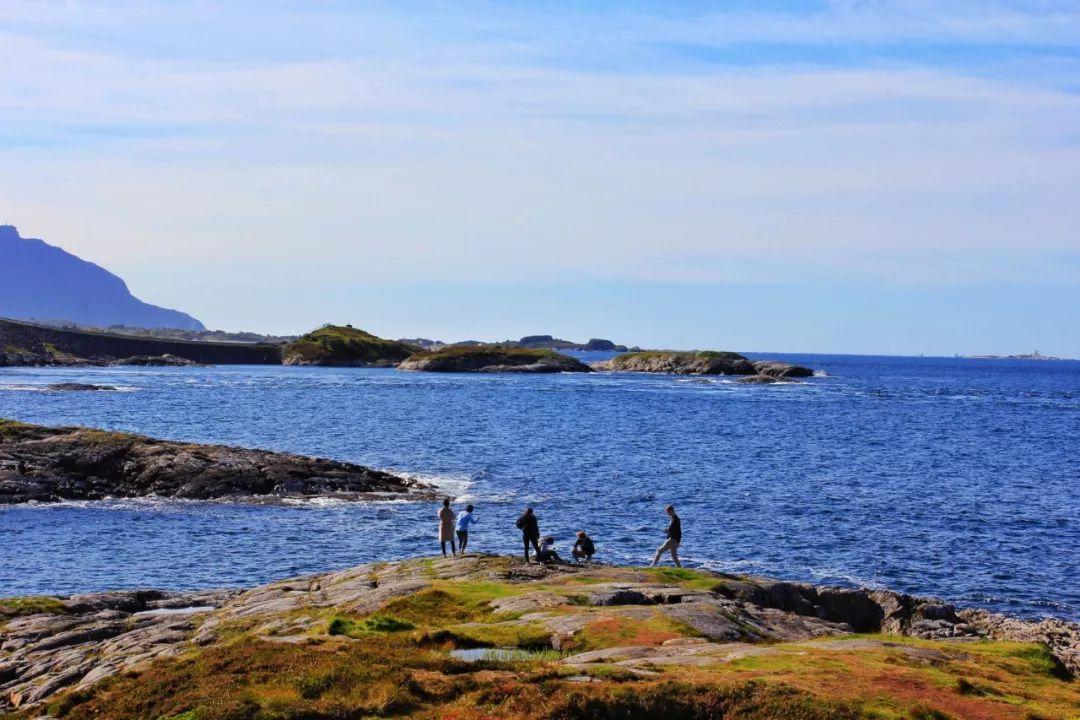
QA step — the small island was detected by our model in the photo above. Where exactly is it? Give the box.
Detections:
[281,325,420,367]
[1,555,1076,717]
[594,351,814,380]
[398,345,593,373]
[961,350,1063,361]
[0,419,429,504]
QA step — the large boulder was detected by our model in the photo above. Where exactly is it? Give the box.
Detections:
[751,361,814,379]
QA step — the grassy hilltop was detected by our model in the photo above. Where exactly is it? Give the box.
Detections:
[282,325,421,367]
[3,556,1076,720]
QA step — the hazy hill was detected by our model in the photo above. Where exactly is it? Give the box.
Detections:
[0,224,204,330]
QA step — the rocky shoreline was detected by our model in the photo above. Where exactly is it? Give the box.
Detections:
[0,419,431,504]
[594,351,815,380]
[2,317,822,379]
[399,346,593,373]
[1,556,1076,716]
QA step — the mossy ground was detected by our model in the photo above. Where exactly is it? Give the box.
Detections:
[15,558,1080,720]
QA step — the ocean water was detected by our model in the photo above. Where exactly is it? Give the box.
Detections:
[1,353,1077,622]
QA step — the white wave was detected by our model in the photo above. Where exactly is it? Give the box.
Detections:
[5,496,194,511]
[813,370,829,377]
[401,471,475,499]
[0,383,138,393]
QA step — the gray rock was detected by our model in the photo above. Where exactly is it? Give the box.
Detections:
[0,419,431,504]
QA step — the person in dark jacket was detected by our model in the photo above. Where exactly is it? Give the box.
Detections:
[650,504,682,567]
[515,507,541,562]
[572,531,596,562]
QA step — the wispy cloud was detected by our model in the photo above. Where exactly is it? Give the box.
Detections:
[0,1,1077,344]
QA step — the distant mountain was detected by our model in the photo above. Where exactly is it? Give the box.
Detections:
[0,225,204,330]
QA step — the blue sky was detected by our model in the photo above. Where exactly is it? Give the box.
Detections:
[1,1,1078,355]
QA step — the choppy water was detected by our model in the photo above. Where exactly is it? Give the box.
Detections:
[1,353,1077,621]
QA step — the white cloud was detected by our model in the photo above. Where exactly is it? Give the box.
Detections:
[0,0,1077,323]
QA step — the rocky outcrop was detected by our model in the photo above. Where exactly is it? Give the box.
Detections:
[110,354,202,366]
[411,336,637,352]
[2,556,1076,714]
[594,351,814,379]
[282,325,419,367]
[750,360,814,379]
[0,317,280,366]
[0,418,430,504]
[0,589,238,710]
[513,335,633,352]
[399,346,592,373]
[736,374,781,384]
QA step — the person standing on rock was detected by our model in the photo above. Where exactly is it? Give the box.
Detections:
[650,504,682,568]
[455,504,477,554]
[516,507,541,562]
[438,498,457,557]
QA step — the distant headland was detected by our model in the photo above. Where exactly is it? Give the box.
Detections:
[960,350,1063,361]
[0,225,203,331]
[0,317,815,379]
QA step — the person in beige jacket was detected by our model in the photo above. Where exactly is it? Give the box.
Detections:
[438,498,457,557]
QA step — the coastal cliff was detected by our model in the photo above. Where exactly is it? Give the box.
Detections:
[0,225,203,331]
[1,556,1076,718]
[399,346,593,373]
[0,317,281,367]
[0,419,428,503]
[595,351,814,380]
[281,325,420,367]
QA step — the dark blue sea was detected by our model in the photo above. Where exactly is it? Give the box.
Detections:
[1,353,1077,621]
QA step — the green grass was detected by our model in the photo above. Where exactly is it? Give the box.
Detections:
[1004,644,1072,680]
[642,566,723,591]
[327,613,415,637]
[435,620,553,650]
[0,595,70,618]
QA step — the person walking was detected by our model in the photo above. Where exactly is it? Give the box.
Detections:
[438,498,457,557]
[572,531,596,563]
[515,507,541,562]
[650,504,682,567]
[455,504,477,554]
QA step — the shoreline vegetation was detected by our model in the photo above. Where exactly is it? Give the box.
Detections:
[1,555,1077,718]
[0,418,431,505]
[0,318,815,377]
